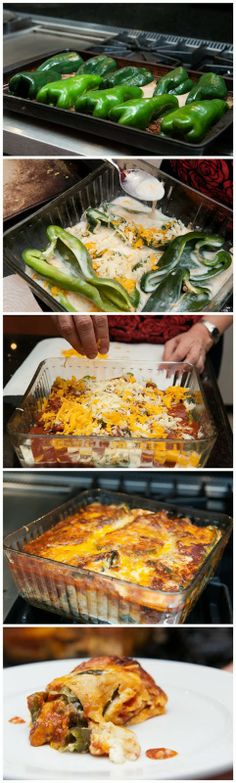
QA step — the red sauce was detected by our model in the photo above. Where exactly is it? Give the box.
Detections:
[9,716,25,724]
[146,747,178,760]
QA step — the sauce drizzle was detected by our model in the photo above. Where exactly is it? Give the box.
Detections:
[146,747,178,760]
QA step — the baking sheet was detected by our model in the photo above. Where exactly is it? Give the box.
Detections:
[4,50,233,156]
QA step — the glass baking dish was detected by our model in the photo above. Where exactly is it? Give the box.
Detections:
[7,357,216,469]
[3,162,233,313]
[3,488,232,625]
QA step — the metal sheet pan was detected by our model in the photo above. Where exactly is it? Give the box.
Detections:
[3,49,233,156]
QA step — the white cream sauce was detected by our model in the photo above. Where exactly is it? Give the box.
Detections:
[27,200,232,312]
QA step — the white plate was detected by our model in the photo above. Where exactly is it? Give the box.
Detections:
[4,658,232,780]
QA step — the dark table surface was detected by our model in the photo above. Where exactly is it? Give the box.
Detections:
[3,335,233,469]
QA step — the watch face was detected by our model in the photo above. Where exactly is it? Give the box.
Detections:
[211,327,220,342]
[203,322,220,342]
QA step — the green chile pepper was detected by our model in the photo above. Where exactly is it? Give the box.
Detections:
[22,249,114,311]
[160,99,228,141]
[186,72,228,104]
[77,55,117,76]
[64,727,91,753]
[142,268,187,311]
[46,226,137,309]
[36,74,102,109]
[154,67,193,96]
[188,243,232,283]
[8,68,60,99]
[141,232,228,292]
[37,51,84,74]
[142,268,210,312]
[85,208,111,229]
[178,275,210,311]
[101,66,154,89]
[75,85,142,118]
[109,94,178,129]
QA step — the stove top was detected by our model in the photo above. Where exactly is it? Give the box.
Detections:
[3,10,32,34]
[91,32,233,76]
[3,14,233,77]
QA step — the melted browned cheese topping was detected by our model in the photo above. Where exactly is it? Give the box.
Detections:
[23,502,221,592]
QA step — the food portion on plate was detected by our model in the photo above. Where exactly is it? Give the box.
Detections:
[22,195,232,313]
[5,656,233,779]
[22,656,168,763]
[7,51,231,143]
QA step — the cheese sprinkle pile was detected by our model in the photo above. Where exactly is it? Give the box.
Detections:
[37,373,198,440]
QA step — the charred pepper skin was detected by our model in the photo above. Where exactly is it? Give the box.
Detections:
[186,72,228,104]
[75,85,142,118]
[160,99,228,141]
[101,66,154,89]
[37,51,84,74]
[76,55,117,76]
[109,94,178,129]
[154,67,193,96]
[8,68,61,99]
[36,74,102,109]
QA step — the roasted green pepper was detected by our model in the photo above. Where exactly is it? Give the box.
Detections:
[75,85,142,118]
[154,67,193,96]
[22,249,114,312]
[77,55,117,76]
[142,268,210,312]
[141,232,231,292]
[101,66,154,89]
[46,226,138,309]
[37,51,84,74]
[160,99,228,141]
[9,68,61,99]
[109,94,178,128]
[142,268,186,311]
[23,226,136,312]
[36,74,102,109]
[186,72,228,104]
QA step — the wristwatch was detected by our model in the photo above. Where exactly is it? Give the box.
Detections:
[201,320,221,344]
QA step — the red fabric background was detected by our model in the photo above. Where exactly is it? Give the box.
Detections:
[108,316,201,343]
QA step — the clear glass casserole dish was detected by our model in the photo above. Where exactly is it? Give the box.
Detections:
[3,488,232,625]
[7,358,216,468]
[3,162,233,313]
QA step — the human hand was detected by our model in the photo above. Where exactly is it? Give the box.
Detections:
[53,315,109,359]
[163,322,214,373]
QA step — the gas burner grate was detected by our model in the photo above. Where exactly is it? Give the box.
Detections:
[90,31,233,76]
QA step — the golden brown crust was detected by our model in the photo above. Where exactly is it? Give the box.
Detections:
[22,502,221,592]
[47,655,167,725]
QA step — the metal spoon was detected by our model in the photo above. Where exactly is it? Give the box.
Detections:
[110,160,165,203]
